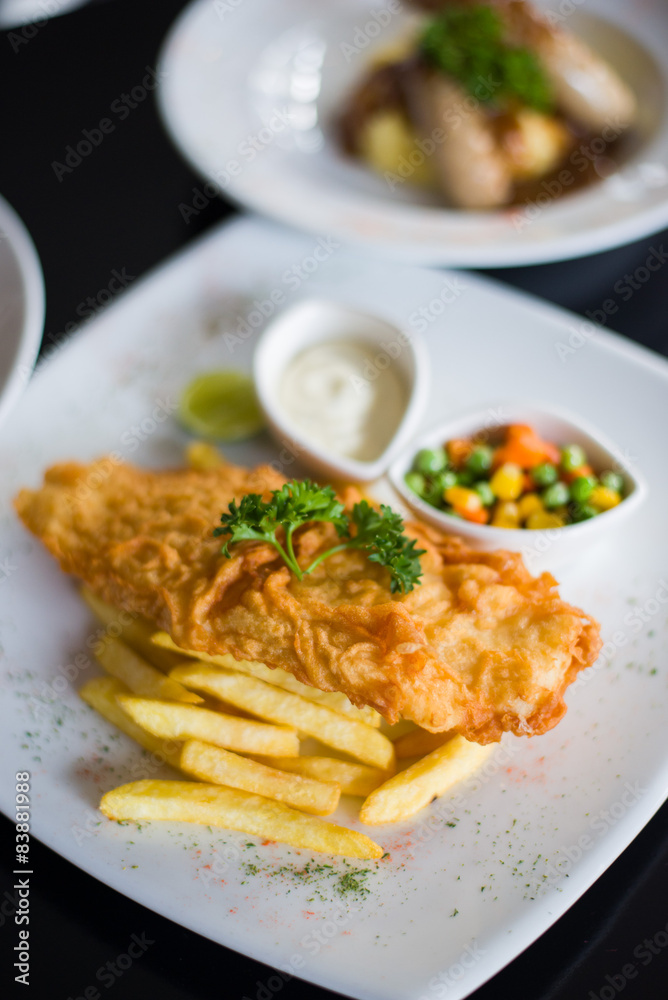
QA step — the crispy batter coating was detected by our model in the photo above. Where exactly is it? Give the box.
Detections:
[14,458,601,743]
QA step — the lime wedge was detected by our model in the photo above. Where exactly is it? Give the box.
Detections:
[178,370,265,442]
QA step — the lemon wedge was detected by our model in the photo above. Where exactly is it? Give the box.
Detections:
[179,371,265,442]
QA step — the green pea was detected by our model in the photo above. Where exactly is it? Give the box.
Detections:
[560,444,586,472]
[572,503,598,522]
[570,475,597,504]
[456,469,475,487]
[405,471,427,498]
[421,478,443,506]
[466,445,493,477]
[473,481,495,506]
[434,470,459,495]
[542,481,570,509]
[532,462,558,487]
[414,447,448,476]
[600,470,623,493]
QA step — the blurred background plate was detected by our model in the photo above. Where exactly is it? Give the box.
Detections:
[157,0,668,267]
[0,193,45,430]
[0,0,87,29]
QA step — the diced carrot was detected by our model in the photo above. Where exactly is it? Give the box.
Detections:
[563,464,594,484]
[455,505,489,524]
[507,424,534,439]
[493,425,560,468]
[446,438,473,469]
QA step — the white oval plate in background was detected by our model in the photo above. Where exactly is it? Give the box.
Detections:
[157,0,668,267]
[1,216,667,1000]
[0,194,44,430]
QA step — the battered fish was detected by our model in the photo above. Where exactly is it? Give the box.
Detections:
[14,458,601,743]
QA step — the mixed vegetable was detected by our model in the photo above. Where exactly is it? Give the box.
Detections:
[404,424,625,529]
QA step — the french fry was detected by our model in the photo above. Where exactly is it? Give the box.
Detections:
[117,695,299,757]
[179,740,340,816]
[153,631,380,727]
[94,636,202,704]
[185,441,225,470]
[79,677,182,767]
[170,665,395,770]
[100,780,383,859]
[252,755,389,798]
[359,736,493,825]
[393,728,454,760]
[81,587,182,673]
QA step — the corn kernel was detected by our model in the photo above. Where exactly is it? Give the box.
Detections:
[490,463,523,501]
[444,486,482,514]
[589,486,621,511]
[491,501,520,528]
[526,511,565,530]
[185,441,225,470]
[517,493,543,521]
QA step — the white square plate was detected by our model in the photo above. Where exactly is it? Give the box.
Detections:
[1,216,667,1000]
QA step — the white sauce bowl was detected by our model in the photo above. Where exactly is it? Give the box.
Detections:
[253,298,429,482]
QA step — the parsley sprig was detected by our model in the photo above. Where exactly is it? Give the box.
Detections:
[420,5,553,113]
[214,481,425,594]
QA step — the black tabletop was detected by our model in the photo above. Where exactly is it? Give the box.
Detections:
[1,2,667,998]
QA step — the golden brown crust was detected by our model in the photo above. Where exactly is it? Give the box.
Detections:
[15,458,602,743]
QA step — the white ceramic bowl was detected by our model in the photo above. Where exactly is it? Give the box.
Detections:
[253,298,428,482]
[0,194,45,431]
[389,402,648,572]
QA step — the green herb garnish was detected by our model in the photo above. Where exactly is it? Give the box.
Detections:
[214,480,424,594]
[419,5,553,113]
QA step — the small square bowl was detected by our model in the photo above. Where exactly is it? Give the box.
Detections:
[389,402,648,573]
[253,298,429,482]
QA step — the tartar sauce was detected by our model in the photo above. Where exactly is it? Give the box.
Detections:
[278,339,408,461]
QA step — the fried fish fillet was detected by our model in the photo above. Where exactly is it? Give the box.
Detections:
[14,458,601,743]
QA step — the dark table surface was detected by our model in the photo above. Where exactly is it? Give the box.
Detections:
[1,2,667,998]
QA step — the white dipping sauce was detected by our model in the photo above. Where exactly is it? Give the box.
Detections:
[279,339,408,462]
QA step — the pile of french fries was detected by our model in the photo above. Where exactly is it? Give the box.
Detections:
[78,443,493,860]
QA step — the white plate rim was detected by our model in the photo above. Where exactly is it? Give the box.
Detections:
[0,194,45,431]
